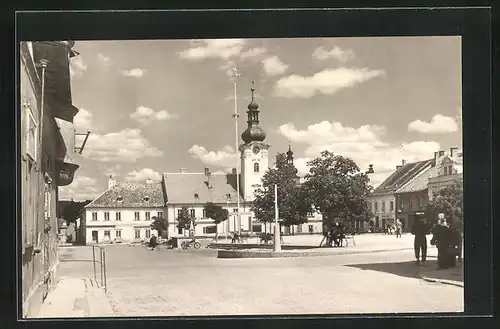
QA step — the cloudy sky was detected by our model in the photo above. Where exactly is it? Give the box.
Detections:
[59,37,462,201]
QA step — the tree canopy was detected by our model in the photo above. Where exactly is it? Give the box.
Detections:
[176,206,192,230]
[150,216,168,236]
[204,202,229,224]
[427,181,463,228]
[61,200,92,223]
[252,153,310,227]
[300,150,373,230]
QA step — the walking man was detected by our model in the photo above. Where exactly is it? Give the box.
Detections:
[395,219,403,238]
[411,218,430,264]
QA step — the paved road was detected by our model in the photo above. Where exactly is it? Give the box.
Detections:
[58,245,463,316]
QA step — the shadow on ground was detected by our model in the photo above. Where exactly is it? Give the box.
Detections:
[346,260,463,284]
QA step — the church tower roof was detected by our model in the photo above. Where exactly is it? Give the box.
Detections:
[241,81,266,144]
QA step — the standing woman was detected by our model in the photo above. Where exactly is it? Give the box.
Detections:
[431,214,452,269]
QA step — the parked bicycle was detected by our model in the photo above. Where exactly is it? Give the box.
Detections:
[181,239,201,250]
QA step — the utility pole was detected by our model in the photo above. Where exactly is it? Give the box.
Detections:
[231,65,241,236]
[274,184,281,252]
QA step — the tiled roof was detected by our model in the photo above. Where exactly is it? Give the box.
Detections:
[372,159,434,196]
[395,166,432,194]
[86,181,165,208]
[163,173,245,204]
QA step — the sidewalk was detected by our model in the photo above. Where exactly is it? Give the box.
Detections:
[418,262,464,287]
[34,277,115,318]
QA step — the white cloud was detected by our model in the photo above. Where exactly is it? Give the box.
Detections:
[98,164,122,177]
[122,68,146,78]
[274,68,385,99]
[240,47,267,60]
[262,56,289,76]
[188,145,237,172]
[130,106,179,125]
[408,114,458,134]
[279,121,441,188]
[74,108,93,131]
[312,46,355,63]
[69,56,87,78]
[125,168,162,182]
[82,128,163,163]
[97,53,111,66]
[58,176,102,201]
[178,39,246,61]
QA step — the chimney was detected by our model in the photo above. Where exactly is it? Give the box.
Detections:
[180,168,186,173]
[402,159,406,166]
[439,150,445,157]
[232,168,237,175]
[450,147,458,158]
[108,175,116,189]
[204,167,212,189]
[204,167,211,176]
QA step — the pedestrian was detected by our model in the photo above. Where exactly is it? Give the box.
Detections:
[431,214,454,269]
[395,219,403,238]
[411,218,430,264]
[148,234,158,251]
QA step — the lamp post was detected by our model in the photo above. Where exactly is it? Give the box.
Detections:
[273,184,282,252]
[231,65,242,236]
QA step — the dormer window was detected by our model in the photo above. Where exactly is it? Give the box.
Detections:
[226,193,231,199]
[143,196,149,202]
[194,193,199,199]
[117,196,123,202]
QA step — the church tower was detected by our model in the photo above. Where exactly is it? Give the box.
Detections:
[239,82,270,202]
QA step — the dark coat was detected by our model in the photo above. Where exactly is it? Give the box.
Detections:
[412,221,430,238]
[431,224,451,249]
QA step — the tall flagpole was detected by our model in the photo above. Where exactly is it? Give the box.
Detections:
[231,65,241,236]
[274,184,281,252]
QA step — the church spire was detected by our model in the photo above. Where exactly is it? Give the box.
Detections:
[286,141,294,164]
[241,81,266,144]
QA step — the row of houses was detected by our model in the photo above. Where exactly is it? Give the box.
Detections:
[82,173,324,244]
[368,147,463,232]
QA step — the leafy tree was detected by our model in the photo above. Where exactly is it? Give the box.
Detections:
[252,153,310,232]
[204,202,229,239]
[176,206,192,231]
[62,200,92,223]
[300,150,373,233]
[427,181,463,230]
[150,216,168,237]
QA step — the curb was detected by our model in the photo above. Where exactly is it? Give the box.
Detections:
[217,247,414,258]
[83,278,115,317]
[420,276,464,288]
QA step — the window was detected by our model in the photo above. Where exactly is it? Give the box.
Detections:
[104,230,110,237]
[177,227,183,234]
[92,212,98,221]
[24,103,38,161]
[254,163,260,172]
[233,208,238,213]
[419,197,424,208]
[248,216,252,228]
[145,229,151,238]
[190,209,195,218]
[202,209,206,218]
[448,166,453,175]
[203,226,217,234]
[194,193,199,199]
[143,196,149,202]
[134,229,141,239]
[134,212,140,221]
[117,196,123,202]
[307,211,314,217]
[390,201,394,211]
[115,212,121,221]
[115,230,122,238]
[374,201,378,212]
[252,225,262,233]
[297,225,302,233]
[381,202,385,213]
[177,209,181,217]
[104,212,110,221]
[157,211,163,218]
[145,212,151,220]
[409,199,413,209]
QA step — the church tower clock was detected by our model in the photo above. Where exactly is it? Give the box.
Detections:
[239,82,270,202]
